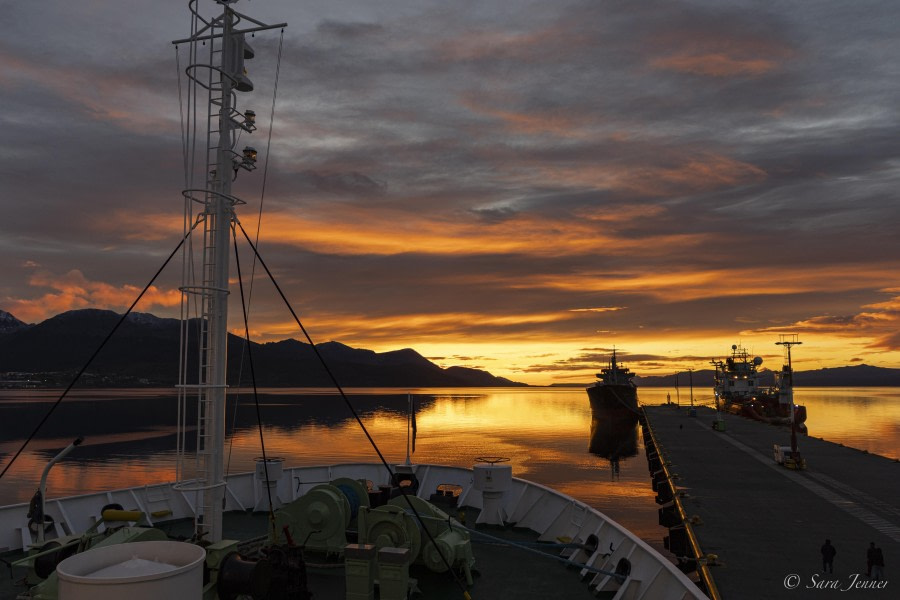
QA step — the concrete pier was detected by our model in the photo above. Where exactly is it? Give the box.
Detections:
[642,404,898,600]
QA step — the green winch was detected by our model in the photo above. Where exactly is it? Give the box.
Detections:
[270,477,370,555]
[359,494,474,584]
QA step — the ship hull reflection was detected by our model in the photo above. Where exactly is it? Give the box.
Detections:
[589,409,640,478]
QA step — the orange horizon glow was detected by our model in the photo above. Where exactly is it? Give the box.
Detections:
[6,261,900,385]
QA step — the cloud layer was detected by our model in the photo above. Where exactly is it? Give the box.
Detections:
[2,0,899,383]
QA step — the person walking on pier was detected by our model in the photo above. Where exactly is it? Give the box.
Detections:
[871,545,885,581]
[867,542,876,577]
[821,539,836,574]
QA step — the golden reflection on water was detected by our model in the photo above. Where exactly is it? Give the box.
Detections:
[223,388,597,481]
[793,388,900,458]
[635,387,900,459]
[1,386,898,544]
[0,387,666,541]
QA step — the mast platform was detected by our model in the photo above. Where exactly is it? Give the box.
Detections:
[642,404,898,600]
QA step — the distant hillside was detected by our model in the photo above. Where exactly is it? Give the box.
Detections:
[782,365,900,387]
[0,309,525,388]
[634,365,900,388]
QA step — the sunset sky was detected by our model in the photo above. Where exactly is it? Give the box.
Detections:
[2,0,899,385]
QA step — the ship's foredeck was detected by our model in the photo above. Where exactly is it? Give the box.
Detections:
[0,510,606,600]
[0,463,706,600]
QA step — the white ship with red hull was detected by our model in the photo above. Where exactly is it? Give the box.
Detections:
[711,344,808,431]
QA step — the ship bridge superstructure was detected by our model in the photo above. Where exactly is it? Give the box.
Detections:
[596,349,636,387]
[711,344,764,401]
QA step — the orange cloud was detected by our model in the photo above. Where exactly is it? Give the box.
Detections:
[460,93,587,137]
[861,295,900,313]
[651,53,775,77]
[544,265,897,302]
[237,206,704,259]
[574,204,666,222]
[652,153,767,189]
[0,49,174,135]
[648,30,793,78]
[91,210,184,242]
[435,24,588,64]
[250,310,583,344]
[531,263,900,302]
[533,153,766,197]
[87,160,743,261]
[742,292,900,352]
[96,201,682,261]
[6,270,180,322]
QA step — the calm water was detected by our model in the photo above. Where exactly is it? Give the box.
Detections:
[1,386,898,550]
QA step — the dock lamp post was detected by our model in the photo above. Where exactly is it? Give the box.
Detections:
[688,368,696,417]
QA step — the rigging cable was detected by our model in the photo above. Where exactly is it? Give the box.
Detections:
[0,217,203,481]
[232,226,277,536]
[235,221,472,599]
[175,34,197,481]
[175,43,188,480]
[175,7,204,479]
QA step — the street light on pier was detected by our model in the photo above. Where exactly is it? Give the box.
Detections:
[674,372,680,407]
[688,368,694,407]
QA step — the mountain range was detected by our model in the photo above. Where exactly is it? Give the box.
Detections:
[3,309,898,388]
[0,309,524,388]
[632,364,900,388]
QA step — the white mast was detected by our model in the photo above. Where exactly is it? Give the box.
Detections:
[175,0,285,543]
[776,334,802,455]
[199,3,235,543]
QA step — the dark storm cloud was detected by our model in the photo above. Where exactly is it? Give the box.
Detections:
[289,170,388,196]
[316,21,385,39]
[469,207,519,224]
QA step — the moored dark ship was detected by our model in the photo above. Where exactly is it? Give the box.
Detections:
[711,343,807,432]
[586,350,639,418]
